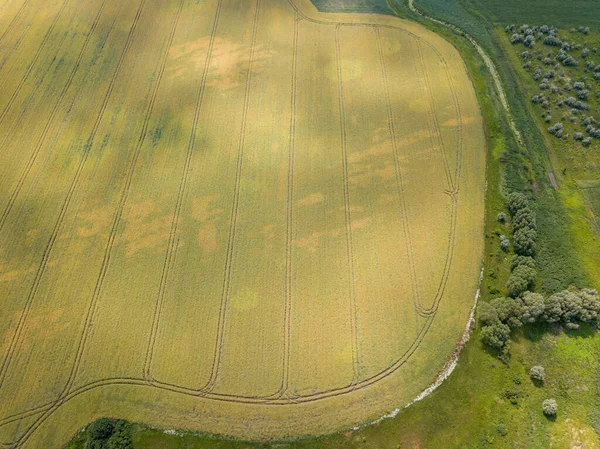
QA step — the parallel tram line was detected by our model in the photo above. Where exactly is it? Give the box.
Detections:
[143,0,225,382]
[0,0,148,391]
[419,44,465,315]
[373,26,423,321]
[412,37,464,315]
[278,11,300,399]
[334,24,360,386]
[0,0,33,46]
[203,0,262,394]
[0,0,475,444]
[0,0,39,73]
[415,40,454,190]
[0,13,72,150]
[0,0,70,126]
[0,0,112,232]
[60,0,183,400]
[283,1,462,317]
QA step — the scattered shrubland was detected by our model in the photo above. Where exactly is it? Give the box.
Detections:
[506,24,600,148]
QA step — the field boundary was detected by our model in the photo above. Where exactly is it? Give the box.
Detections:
[0,0,482,446]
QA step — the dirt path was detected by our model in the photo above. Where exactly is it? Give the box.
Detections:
[585,205,600,237]
[406,0,523,145]
[548,171,559,189]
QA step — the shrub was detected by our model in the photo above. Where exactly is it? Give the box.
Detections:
[88,419,115,441]
[510,255,536,271]
[532,93,545,103]
[529,365,545,382]
[563,55,578,66]
[513,228,536,256]
[497,423,508,436]
[497,212,506,223]
[583,137,592,146]
[577,89,589,100]
[574,132,584,141]
[542,399,558,416]
[507,265,536,297]
[548,122,564,137]
[520,292,545,323]
[481,322,511,350]
[500,235,510,252]
[512,207,536,231]
[544,35,561,46]
[490,297,523,329]
[587,128,600,138]
[507,192,528,215]
[524,35,535,48]
[479,301,500,326]
[542,293,563,323]
[510,33,523,44]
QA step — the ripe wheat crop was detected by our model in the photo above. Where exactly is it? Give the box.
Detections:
[0,0,485,446]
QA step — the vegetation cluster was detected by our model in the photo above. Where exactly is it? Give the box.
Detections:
[84,418,133,449]
[480,191,600,353]
[506,24,600,147]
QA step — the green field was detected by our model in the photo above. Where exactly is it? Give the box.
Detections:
[310,0,393,15]
[0,0,486,447]
[461,0,600,29]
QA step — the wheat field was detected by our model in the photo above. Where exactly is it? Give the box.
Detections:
[0,0,485,446]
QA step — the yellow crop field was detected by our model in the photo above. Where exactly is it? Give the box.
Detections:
[0,0,485,446]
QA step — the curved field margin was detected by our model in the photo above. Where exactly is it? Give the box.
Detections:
[0,0,485,446]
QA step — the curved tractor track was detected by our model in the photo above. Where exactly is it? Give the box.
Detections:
[0,0,485,446]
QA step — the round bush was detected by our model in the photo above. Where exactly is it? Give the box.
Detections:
[529,365,545,382]
[542,398,558,416]
[88,418,115,440]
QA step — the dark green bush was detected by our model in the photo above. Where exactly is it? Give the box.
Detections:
[507,192,529,215]
[510,255,536,271]
[513,228,537,256]
[88,419,115,441]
